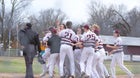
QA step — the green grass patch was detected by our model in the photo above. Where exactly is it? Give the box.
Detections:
[104,60,140,75]
[0,57,140,75]
[0,57,41,74]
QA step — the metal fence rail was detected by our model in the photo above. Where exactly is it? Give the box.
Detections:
[0,49,22,57]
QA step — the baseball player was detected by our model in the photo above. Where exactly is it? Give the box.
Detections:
[106,30,134,78]
[74,27,83,63]
[73,27,83,78]
[79,25,99,78]
[57,24,67,33]
[91,24,110,78]
[59,21,77,78]
[96,38,110,78]
[62,27,83,78]
[40,28,53,77]
[57,24,71,78]
[47,28,61,78]
[39,40,46,57]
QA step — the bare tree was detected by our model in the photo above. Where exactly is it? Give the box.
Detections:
[0,0,5,42]
[127,8,140,37]
[0,0,32,50]
[28,15,42,33]
[88,1,115,35]
[38,8,67,28]
[88,1,132,36]
[26,9,67,38]
[112,10,131,34]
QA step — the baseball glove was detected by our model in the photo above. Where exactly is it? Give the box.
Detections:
[37,53,45,64]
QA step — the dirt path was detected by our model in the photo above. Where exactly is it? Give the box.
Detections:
[0,73,139,78]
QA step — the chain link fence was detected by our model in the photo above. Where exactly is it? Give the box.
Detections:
[0,48,23,57]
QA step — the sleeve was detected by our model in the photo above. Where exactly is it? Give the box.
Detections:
[94,34,99,42]
[71,31,78,42]
[35,33,41,53]
[43,33,51,42]
[76,35,80,42]
[115,38,122,46]
[58,30,63,37]
[43,35,48,42]
[80,34,86,42]
[18,30,24,45]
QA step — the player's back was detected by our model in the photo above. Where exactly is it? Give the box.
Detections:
[59,29,77,45]
[81,31,98,47]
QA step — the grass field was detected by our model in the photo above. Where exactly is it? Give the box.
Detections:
[0,57,42,74]
[0,56,140,77]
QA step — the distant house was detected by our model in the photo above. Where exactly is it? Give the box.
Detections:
[100,35,140,61]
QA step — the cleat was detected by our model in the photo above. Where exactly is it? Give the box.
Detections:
[69,75,75,78]
[129,74,134,78]
[60,76,65,78]
[105,75,110,78]
[84,75,90,78]
[81,72,85,78]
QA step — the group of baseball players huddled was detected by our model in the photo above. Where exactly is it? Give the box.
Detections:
[39,21,134,78]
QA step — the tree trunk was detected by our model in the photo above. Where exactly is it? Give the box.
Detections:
[1,0,5,43]
[3,29,9,51]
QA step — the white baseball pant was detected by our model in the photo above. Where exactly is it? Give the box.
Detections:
[110,52,133,78]
[59,44,75,76]
[49,53,59,77]
[80,47,95,77]
[41,48,50,75]
[74,49,82,63]
[74,49,82,78]
[103,64,110,77]
[42,48,50,61]
[91,50,100,78]
[96,48,109,78]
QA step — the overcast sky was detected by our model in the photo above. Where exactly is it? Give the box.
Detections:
[28,0,140,23]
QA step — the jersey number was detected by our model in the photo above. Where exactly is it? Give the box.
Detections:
[64,32,72,39]
[87,34,95,40]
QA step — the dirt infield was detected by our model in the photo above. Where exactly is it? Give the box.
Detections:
[0,73,139,78]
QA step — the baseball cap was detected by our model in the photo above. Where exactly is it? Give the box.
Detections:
[49,27,57,34]
[83,24,89,29]
[26,23,32,27]
[113,30,120,34]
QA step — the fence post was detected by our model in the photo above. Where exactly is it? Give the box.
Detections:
[130,54,133,61]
